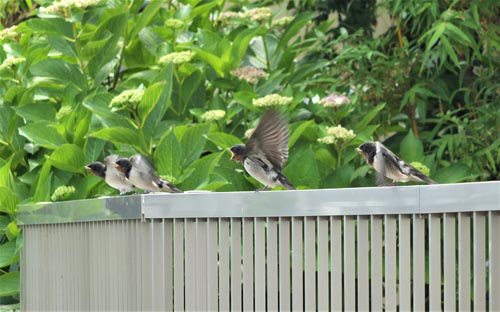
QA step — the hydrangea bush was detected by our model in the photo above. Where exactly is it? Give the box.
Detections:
[0,0,499,303]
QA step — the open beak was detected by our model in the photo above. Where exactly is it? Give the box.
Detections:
[355,148,362,154]
[230,150,237,160]
[84,165,91,171]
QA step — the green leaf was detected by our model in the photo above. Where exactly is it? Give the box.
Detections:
[27,17,73,38]
[176,123,210,168]
[205,132,242,149]
[191,0,223,18]
[84,138,106,163]
[0,156,15,191]
[276,13,315,57]
[89,127,142,150]
[289,120,315,148]
[354,103,385,130]
[179,151,224,190]
[426,22,446,50]
[400,130,424,163]
[138,82,165,125]
[0,240,18,268]
[0,187,18,215]
[445,23,473,46]
[230,26,266,67]
[12,103,56,122]
[154,130,183,179]
[30,59,85,89]
[47,36,77,58]
[433,163,472,183]
[282,146,320,189]
[0,216,9,233]
[129,1,162,40]
[0,272,20,297]
[184,45,224,76]
[33,161,52,203]
[440,36,460,68]
[5,221,19,240]
[48,144,85,173]
[18,121,66,150]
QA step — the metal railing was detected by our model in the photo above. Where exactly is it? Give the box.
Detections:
[18,182,500,311]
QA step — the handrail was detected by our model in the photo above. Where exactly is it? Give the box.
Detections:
[17,181,500,225]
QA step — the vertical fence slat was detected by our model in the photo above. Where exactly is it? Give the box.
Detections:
[267,218,279,312]
[399,215,411,311]
[317,217,329,311]
[344,216,356,311]
[173,219,184,311]
[384,215,397,311]
[458,212,471,311]
[185,219,197,311]
[279,217,291,311]
[330,216,343,311]
[357,216,369,311]
[255,218,266,310]
[429,214,441,311]
[304,217,316,311]
[473,212,486,311]
[231,218,242,311]
[151,221,164,311]
[292,217,303,311]
[219,218,230,311]
[207,218,218,311]
[490,211,500,311]
[243,218,254,311]
[196,219,208,311]
[413,215,425,311]
[370,216,383,311]
[443,213,456,311]
[163,219,173,311]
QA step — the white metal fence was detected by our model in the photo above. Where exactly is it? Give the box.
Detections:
[19,182,500,311]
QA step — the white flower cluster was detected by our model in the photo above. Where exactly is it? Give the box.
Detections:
[43,0,100,14]
[0,26,18,41]
[165,19,184,29]
[159,51,194,65]
[272,16,294,27]
[201,110,226,121]
[318,125,356,145]
[56,106,73,120]
[231,66,268,84]
[244,128,255,138]
[217,7,272,23]
[320,93,351,108]
[252,94,293,107]
[0,57,26,70]
[110,89,144,107]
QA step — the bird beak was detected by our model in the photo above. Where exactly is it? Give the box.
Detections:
[112,162,119,168]
[84,165,91,171]
[230,150,237,161]
[355,148,362,154]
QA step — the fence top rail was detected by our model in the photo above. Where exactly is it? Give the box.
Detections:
[17,181,500,225]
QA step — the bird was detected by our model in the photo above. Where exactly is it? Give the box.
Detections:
[356,141,436,185]
[114,154,182,193]
[85,154,137,195]
[230,110,295,191]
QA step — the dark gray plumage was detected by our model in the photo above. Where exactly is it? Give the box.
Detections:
[114,154,182,193]
[357,141,436,185]
[230,110,295,190]
[85,154,137,194]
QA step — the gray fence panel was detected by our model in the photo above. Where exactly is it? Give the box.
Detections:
[18,182,500,311]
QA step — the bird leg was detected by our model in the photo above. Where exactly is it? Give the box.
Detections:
[255,186,270,192]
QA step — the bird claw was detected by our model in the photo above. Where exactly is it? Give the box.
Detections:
[255,186,269,192]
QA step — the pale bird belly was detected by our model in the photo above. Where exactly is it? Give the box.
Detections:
[244,159,279,187]
[373,155,410,182]
[129,170,156,191]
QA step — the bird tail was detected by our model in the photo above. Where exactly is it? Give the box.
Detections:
[156,178,183,193]
[277,172,295,190]
[411,169,437,185]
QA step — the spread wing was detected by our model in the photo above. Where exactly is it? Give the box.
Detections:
[130,154,157,176]
[245,110,289,170]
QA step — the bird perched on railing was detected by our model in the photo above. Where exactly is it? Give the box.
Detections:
[114,154,182,193]
[356,141,436,185]
[85,154,137,195]
[230,110,295,191]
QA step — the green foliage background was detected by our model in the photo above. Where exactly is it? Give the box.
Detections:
[0,0,499,304]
